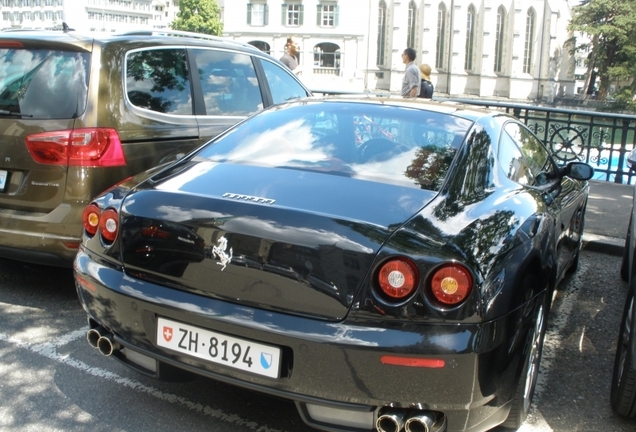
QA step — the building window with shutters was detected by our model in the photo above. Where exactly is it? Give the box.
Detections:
[247,3,268,26]
[282,3,303,27]
[317,3,338,27]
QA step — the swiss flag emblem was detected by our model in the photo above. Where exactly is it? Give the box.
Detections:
[163,326,173,342]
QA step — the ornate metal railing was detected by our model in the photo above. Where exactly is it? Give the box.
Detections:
[448,99,636,184]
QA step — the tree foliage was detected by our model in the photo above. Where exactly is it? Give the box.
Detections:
[569,0,636,102]
[170,0,223,36]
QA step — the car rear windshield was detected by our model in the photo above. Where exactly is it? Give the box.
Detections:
[195,101,473,191]
[0,48,89,119]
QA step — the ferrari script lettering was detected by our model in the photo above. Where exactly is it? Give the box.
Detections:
[223,192,275,205]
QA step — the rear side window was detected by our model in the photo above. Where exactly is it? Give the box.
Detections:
[498,122,558,187]
[0,49,89,119]
[126,48,192,115]
[261,59,309,105]
[191,48,263,116]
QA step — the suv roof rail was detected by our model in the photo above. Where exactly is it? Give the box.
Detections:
[117,29,254,49]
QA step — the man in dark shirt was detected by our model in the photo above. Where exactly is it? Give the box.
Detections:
[280,36,303,76]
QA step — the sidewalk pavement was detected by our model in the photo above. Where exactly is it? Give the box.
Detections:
[583,180,633,256]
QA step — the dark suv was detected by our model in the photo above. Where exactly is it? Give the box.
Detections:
[0,29,311,267]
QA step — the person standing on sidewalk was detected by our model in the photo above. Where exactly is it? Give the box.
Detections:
[280,36,303,76]
[418,63,434,99]
[401,48,421,98]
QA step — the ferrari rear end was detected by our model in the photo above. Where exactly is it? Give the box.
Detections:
[74,98,547,432]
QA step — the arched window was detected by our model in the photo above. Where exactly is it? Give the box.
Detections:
[465,4,476,71]
[435,3,447,69]
[314,42,341,75]
[523,8,536,74]
[248,41,271,55]
[407,0,417,49]
[494,6,506,73]
[377,0,387,65]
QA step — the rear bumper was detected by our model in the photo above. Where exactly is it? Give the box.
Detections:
[0,203,81,266]
[74,247,537,432]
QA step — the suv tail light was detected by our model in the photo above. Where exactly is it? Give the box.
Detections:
[26,128,126,167]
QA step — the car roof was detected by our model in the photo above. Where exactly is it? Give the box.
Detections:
[305,93,510,123]
[0,28,266,56]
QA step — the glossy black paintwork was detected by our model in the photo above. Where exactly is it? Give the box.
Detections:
[116,163,437,320]
[75,98,592,432]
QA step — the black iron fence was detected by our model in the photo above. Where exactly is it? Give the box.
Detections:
[439,99,636,185]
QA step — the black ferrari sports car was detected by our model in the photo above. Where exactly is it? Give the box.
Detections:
[74,96,594,432]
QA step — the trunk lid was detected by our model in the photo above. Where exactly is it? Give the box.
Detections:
[119,161,437,321]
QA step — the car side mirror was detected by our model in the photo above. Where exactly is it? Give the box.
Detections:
[627,148,636,170]
[561,161,594,181]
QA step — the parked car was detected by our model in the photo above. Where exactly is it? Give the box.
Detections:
[611,148,636,420]
[0,28,311,267]
[74,96,594,432]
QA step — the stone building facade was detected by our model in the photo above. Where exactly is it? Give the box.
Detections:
[221,0,583,101]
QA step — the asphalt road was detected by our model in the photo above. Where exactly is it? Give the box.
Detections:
[0,250,634,432]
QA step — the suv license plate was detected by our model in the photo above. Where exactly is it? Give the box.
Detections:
[157,317,281,378]
[0,170,6,191]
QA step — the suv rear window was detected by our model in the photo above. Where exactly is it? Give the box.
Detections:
[0,49,89,119]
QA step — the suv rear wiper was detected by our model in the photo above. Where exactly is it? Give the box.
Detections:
[0,109,32,117]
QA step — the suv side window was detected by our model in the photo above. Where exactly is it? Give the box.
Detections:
[191,49,263,116]
[0,49,89,119]
[126,48,193,115]
[260,59,309,105]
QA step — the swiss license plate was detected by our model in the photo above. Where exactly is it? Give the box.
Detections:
[0,170,6,191]
[156,317,281,378]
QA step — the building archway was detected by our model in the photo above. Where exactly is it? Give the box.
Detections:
[248,40,271,55]
[313,42,340,75]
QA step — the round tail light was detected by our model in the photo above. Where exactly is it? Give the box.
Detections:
[82,204,101,236]
[99,209,119,242]
[430,263,472,305]
[377,258,419,300]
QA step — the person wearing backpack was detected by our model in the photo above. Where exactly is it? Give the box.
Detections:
[419,64,434,99]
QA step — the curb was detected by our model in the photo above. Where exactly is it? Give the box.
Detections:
[582,233,625,257]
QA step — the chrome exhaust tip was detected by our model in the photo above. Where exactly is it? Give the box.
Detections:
[97,334,121,356]
[404,411,436,432]
[87,326,105,348]
[376,409,406,432]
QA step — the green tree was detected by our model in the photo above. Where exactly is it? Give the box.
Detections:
[170,0,223,36]
[569,0,636,103]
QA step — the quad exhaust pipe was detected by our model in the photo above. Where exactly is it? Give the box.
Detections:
[376,408,437,432]
[86,326,121,356]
